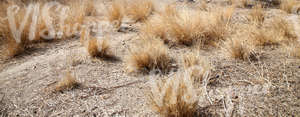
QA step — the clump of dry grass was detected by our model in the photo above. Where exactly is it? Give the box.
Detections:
[1,3,34,57]
[280,0,298,13]
[62,0,93,37]
[80,28,88,45]
[107,0,124,29]
[222,37,256,61]
[270,17,297,43]
[5,38,26,57]
[157,6,205,46]
[148,73,199,117]
[87,37,111,58]
[55,72,79,92]
[140,15,168,43]
[1,0,93,57]
[249,4,265,25]
[142,5,232,47]
[228,0,249,8]
[126,0,153,22]
[168,9,205,46]
[126,39,173,74]
[183,52,211,84]
[200,7,234,47]
[249,26,279,46]
[284,43,300,58]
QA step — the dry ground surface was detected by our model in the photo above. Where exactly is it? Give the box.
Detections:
[0,0,300,116]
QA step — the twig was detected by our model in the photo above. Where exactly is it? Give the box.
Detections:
[203,71,213,105]
[0,92,4,102]
[236,80,255,85]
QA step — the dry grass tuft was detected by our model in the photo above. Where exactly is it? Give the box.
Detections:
[222,37,256,61]
[141,6,232,47]
[158,6,205,46]
[5,38,25,57]
[148,73,199,117]
[200,7,233,47]
[55,72,79,92]
[284,43,300,58]
[183,52,211,84]
[0,0,93,57]
[168,9,205,46]
[228,0,249,8]
[249,26,279,46]
[280,0,298,13]
[126,39,173,74]
[140,15,168,43]
[107,0,124,29]
[87,37,111,58]
[249,4,265,25]
[80,28,88,46]
[270,17,297,43]
[126,0,153,22]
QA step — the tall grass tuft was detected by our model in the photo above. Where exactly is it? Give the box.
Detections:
[148,72,199,117]
[126,0,154,22]
[126,38,173,74]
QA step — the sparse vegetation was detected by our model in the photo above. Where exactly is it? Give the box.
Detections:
[140,15,168,43]
[87,37,111,58]
[126,38,173,74]
[107,0,124,29]
[125,0,153,22]
[280,0,299,13]
[249,4,265,25]
[228,0,250,8]
[1,0,299,116]
[183,52,211,84]
[270,17,297,43]
[148,73,199,117]
[223,37,255,61]
[284,43,300,58]
[55,71,79,92]
[0,0,93,57]
[248,26,279,46]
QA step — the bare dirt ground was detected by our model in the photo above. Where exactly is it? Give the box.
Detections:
[0,0,300,117]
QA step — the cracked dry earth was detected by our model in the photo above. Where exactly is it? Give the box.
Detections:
[0,1,300,117]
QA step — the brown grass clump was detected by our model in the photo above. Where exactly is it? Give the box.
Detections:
[1,3,34,57]
[228,0,249,8]
[55,72,79,92]
[284,43,300,58]
[200,7,234,47]
[62,0,93,37]
[249,4,265,25]
[280,0,299,13]
[168,9,205,46]
[183,52,211,84]
[80,28,88,45]
[140,15,168,43]
[126,39,173,74]
[1,0,93,57]
[249,26,279,46]
[126,0,153,22]
[148,73,199,117]
[158,6,205,46]
[222,37,255,61]
[5,38,26,57]
[143,5,232,47]
[270,17,297,43]
[107,0,124,29]
[87,37,111,58]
